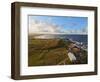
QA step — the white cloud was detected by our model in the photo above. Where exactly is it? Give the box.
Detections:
[29,19,87,35]
[29,19,63,34]
[64,29,87,35]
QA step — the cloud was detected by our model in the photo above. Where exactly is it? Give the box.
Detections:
[29,19,87,35]
[64,29,87,35]
[29,19,63,34]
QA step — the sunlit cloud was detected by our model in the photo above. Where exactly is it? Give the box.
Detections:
[29,19,63,34]
[29,18,87,35]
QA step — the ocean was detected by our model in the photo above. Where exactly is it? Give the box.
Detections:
[34,34,88,45]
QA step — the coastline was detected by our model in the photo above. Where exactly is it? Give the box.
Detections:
[28,35,87,66]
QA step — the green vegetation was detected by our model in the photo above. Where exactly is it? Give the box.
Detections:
[28,36,87,66]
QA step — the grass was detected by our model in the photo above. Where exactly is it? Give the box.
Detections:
[28,35,87,66]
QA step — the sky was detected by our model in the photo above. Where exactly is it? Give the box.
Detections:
[28,15,88,35]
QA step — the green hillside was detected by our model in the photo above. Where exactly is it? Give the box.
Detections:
[28,36,87,66]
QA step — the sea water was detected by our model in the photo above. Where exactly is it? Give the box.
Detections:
[34,34,87,45]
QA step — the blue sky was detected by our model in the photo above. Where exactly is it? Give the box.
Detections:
[29,15,88,34]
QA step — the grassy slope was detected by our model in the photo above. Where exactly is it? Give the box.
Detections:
[28,36,87,66]
[28,38,72,66]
